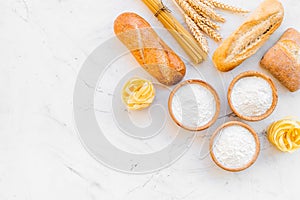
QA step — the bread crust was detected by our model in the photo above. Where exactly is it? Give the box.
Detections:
[213,0,284,72]
[260,28,300,92]
[114,12,186,85]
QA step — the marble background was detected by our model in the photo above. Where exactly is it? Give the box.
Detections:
[1,0,300,199]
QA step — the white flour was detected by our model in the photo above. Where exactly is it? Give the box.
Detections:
[231,76,273,117]
[213,125,256,169]
[171,83,216,129]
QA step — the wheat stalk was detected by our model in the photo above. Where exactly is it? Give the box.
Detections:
[196,20,222,42]
[184,14,209,53]
[207,0,249,13]
[176,0,219,30]
[187,0,225,22]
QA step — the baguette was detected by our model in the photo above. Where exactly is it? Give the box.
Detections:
[114,12,186,85]
[261,28,300,92]
[213,0,284,72]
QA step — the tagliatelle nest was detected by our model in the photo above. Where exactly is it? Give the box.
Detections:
[268,117,300,152]
[122,78,155,110]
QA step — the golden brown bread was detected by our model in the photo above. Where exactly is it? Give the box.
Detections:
[114,12,186,85]
[260,28,300,92]
[213,0,284,72]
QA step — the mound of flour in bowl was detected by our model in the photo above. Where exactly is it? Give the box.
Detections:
[171,83,216,129]
[230,76,273,117]
[213,125,257,169]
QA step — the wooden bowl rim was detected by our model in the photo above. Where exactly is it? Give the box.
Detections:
[209,121,260,172]
[227,71,278,121]
[168,79,220,131]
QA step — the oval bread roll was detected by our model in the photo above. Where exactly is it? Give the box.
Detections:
[114,12,186,85]
[213,0,284,72]
[261,28,300,92]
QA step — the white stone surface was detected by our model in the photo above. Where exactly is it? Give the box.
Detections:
[1,0,300,199]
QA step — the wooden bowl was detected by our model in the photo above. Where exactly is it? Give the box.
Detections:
[209,121,260,172]
[228,71,278,121]
[168,79,220,131]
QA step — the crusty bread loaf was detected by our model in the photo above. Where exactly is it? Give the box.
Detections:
[261,28,300,92]
[114,12,186,85]
[213,0,284,72]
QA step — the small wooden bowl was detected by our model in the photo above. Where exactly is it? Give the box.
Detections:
[209,121,260,172]
[168,79,220,131]
[228,71,278,121]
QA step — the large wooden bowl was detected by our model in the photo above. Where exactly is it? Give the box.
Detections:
[168,79,220,131]
[228,71,278,121]
[209,121,260,172]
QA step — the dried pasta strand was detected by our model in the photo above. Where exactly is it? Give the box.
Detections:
[187,0,225,22]
[208,0,249,13]
[185,14,209,53]
[175,0,220,30]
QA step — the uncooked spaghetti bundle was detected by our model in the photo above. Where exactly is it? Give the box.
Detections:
[142,0,207,63]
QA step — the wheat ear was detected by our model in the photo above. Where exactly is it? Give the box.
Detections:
[196,20,222,42]
[208,0,249,13]
[198,0,215,9]
[176,0,220,30]
[187,0,225,22]
[184,15,209,54]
